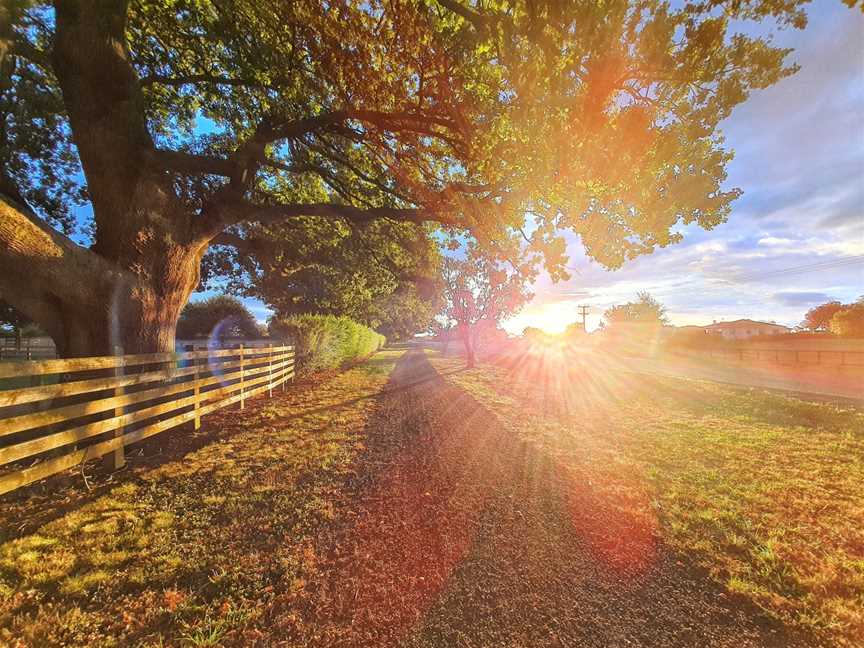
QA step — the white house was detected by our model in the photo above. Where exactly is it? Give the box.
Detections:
[703,319,790,340]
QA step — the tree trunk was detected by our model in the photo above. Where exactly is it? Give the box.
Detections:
[0,195,204,358]
[0,2,213,358]
[460,322,476,368]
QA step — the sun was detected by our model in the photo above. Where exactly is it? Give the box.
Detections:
[504,301,580,335]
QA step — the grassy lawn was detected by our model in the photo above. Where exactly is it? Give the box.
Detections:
[0,350,403,647]
[426,350,864,647]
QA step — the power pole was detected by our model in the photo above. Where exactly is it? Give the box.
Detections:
[578,304,590,332]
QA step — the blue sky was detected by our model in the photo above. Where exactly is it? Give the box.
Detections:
[507,4,864,333]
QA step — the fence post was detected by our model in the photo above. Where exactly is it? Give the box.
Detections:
[268,344,273,397]
[193,353,201,430]
[239,344,245,410]
[283,342,289,391]
[105,345,126,471]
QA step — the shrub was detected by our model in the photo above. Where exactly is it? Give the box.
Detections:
[177,295,262,340]
[830,303,864,338]
[269,314,386,374]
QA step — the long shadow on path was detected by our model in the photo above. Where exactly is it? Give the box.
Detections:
[280,349,818,648]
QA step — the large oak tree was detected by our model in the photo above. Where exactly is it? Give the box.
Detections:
[0,0,817,356]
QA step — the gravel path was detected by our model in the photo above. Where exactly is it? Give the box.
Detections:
[289,349,818,648]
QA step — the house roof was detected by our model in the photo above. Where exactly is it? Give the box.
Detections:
[704,319,789,330]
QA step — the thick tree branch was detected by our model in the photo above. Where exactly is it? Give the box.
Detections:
[211,231,249,249]
[51,0,156,238]
[147,149,237,176]
[204,200,459,239]
[0,194,134,354]
[243,202,437,225]
[246,108,458,153]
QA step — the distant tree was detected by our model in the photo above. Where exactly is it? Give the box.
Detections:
[429,320,456,355]
[440,255,530,368]
[176,296,262,341]
[564,322,589,341]
[522,327,545,341]
[830,302,864,338]
[603,293,669,327]
[368,287,439,342]
[803,300,844,331]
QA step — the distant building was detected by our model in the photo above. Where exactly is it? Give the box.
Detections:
[703,319,790,340]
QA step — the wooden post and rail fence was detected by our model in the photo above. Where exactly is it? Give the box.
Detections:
[0,344,294,496]
[701,348,864,366]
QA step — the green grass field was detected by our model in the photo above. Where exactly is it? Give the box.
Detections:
[426,350,864,646]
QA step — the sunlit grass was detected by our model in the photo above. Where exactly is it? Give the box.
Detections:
[426,348,864,646]
[0,350,404,647]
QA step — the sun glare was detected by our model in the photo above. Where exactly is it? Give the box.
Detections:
[505,301,579,335]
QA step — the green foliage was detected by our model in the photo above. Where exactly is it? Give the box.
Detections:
[269,314,385,374]
[368,287,438,341]
[0,3,85,234]
[829,301,864,338]
[203,218,441,339]
[603,292,669,326]
[176,295,262,340]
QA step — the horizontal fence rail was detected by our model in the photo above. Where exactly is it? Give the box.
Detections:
[0,344,294,495]
[0,342,57,361]
[698,348,864,366]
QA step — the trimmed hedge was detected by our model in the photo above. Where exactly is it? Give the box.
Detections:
[269,314,386,374]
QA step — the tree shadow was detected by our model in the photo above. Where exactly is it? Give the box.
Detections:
[263,349,820,648]
[0,372,331,543]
